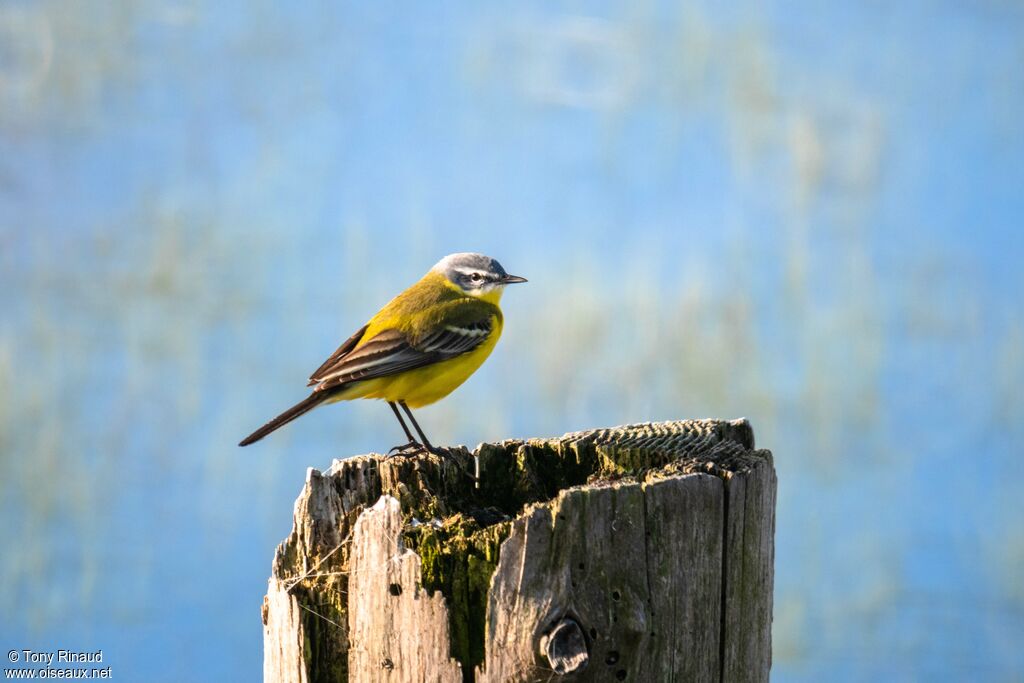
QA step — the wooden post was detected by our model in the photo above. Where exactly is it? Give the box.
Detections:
[262,419,776,682]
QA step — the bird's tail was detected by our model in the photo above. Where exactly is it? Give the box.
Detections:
[238,393,326,447]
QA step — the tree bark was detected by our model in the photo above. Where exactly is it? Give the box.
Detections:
[262,419,776,682]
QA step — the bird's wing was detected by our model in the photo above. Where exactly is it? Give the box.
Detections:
[310,318,493,392]
[307,324,370,386]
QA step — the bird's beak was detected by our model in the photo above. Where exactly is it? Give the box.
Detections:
[501,274,528,284]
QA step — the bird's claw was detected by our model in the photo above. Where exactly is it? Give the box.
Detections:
[386,441,429,458]
[386,442,454,461]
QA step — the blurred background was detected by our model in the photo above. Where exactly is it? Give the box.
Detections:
[2,1,1022,681]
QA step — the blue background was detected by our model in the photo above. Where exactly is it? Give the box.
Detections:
[2,1,1022,680]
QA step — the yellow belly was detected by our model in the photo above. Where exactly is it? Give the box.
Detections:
[325,324,501,408]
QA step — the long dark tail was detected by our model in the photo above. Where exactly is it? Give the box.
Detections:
[238,393,326,446]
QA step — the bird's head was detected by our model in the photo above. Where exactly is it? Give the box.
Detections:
[433,252,527,300]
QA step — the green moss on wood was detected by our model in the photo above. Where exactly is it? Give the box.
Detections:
[404,515,511,671]
[295,586,348,683]
[386,436,677,673]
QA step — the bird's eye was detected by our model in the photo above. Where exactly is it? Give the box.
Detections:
[470,272,483,282]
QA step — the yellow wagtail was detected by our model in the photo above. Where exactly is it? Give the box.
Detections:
[238,253,526,453]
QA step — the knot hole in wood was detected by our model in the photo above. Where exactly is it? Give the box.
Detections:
[539,617,589,675]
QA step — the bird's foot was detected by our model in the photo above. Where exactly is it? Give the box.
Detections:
[385,441,456,462]
[386,441,428,458]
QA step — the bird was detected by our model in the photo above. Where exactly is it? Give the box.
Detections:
[238,252,526,453]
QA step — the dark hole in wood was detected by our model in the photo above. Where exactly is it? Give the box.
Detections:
[616,669,627,680]
[589,628,597,640]
[578,562,585,570]
[381,658,394,671]
[612,590,621,601]
[605,651,620,665]
[544,617,589,675]
[388,583,402,596]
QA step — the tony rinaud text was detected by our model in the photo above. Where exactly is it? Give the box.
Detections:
[17,652,102,666]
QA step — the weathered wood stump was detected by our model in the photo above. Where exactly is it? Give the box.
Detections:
[262,419,776,682]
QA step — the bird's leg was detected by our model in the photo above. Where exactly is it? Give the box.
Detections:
[399,402,476,480]
[388,401,417,442]
[387,401,423,456]
[399,401,440,455]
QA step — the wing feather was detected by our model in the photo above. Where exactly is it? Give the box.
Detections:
[310,318,494,393]
[307,324,369,386]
